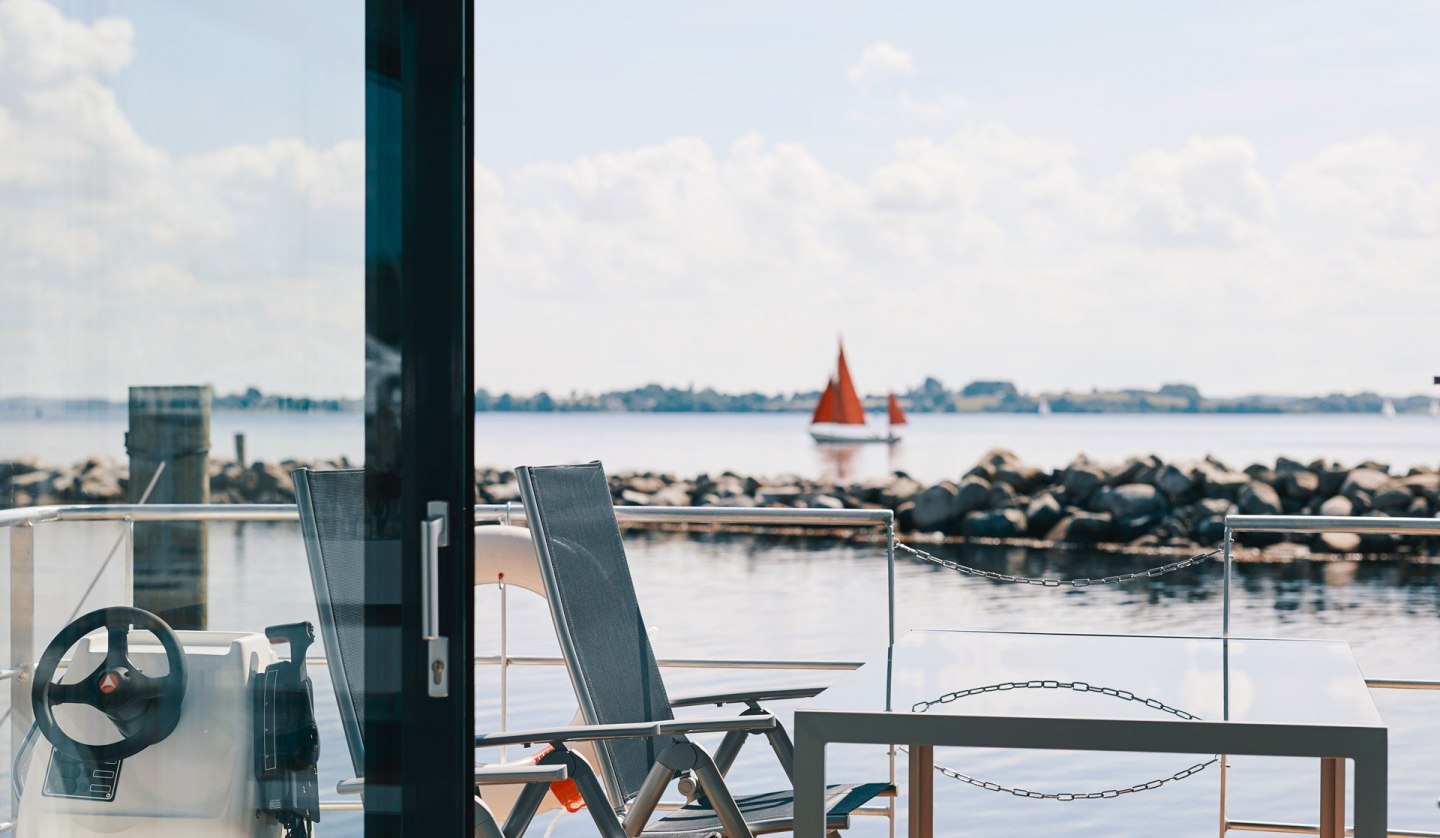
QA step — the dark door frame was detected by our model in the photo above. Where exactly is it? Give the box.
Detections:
[365,0,475,833]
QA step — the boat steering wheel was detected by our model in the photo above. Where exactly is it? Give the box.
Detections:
[31,606,188,762]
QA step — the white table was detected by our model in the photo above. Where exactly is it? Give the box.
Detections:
[793,630,1387,837]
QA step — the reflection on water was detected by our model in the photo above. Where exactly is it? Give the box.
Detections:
[2,526,1438,836]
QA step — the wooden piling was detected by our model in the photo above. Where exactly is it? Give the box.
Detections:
[126,385,211,629]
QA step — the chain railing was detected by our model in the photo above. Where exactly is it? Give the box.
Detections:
[904,679,1218,800]
[895,541,1220,587]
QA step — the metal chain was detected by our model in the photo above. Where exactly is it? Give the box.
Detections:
[904,680,1218,801]
[895,542,1219,588]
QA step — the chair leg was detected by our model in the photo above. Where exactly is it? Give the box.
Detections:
[763,722,796,783]
[712,728,749,777]
[501,779,551,838]
[566,752,628,838]
[624,759,676,837]
[684,741,755,838]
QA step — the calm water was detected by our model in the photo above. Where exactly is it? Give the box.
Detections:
[2,410,1437,481]
[3,524,1439,836]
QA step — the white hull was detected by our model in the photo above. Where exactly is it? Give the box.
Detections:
[810,422,901,444]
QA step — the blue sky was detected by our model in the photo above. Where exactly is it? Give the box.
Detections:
[3,0,1438,399]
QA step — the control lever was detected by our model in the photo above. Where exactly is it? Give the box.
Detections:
[254,622,321,837]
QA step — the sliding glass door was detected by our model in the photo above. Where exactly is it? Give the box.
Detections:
[2,0,475,833]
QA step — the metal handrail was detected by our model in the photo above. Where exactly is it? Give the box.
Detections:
[1221,514,1440,636]
[1227,515,1440,537]
[0,503,893,528]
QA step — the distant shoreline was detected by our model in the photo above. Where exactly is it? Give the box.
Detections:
[2,381,1437,416]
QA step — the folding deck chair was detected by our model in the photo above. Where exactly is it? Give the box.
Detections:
[475,461,892,837]
[296,467,658,837]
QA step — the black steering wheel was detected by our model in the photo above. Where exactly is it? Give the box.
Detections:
[31,606,188,761]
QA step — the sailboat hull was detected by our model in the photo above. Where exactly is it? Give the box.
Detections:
[809,422,901,444]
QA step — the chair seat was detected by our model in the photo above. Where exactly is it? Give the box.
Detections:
[642,782,893,837]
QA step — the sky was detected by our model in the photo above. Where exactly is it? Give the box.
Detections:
[1,0,1438,400]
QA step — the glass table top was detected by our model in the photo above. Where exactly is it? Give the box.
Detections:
[805,630,1383,729]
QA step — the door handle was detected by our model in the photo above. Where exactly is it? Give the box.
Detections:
[422,501,449,697]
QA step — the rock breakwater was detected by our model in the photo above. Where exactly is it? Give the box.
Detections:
[3,450,1438,557]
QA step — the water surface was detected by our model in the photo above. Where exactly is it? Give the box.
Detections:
[2,411,1436,482]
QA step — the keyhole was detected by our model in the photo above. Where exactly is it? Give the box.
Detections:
[431,660,445,685]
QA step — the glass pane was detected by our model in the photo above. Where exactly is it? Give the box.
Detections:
[0,2,379,834]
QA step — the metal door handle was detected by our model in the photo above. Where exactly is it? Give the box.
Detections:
[422,502,449,697]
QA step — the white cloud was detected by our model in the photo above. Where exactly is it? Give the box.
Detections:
[0,0,362,400]
[1281,135,1439,236]
[0,0,131,81]
[847,41,913,88]
[1106,136,1278,246]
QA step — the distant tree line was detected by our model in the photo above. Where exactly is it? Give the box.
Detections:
[471,380,1437,415]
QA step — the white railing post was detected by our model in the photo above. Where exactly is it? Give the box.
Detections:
[1222,525,1233,637]
[9,523,35,818]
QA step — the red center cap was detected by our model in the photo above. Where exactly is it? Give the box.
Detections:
[98,672,120,694]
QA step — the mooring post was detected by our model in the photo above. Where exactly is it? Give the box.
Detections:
[234,431,246,466]
[126,385,211,628]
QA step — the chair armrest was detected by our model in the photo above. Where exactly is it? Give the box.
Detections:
[657,713,776,736]
[337,777,364,795]
[474,762,569,785]
[668,684,828,708]
[474,720,662,748]
[337,762,569,795]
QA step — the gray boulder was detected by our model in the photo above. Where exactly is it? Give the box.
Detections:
[1237,482,1283,515]
[1064,511,1116,542]
[1025,493,1064,536]
[954,477,993,515]
[650,485,692,506]
[961,508,1028,538]
[1155,464,1197,498]
[1105,484,1165,519]
[994,464,1046,493]
[987,482,1020,510]
[1319,495,1354,517]
[1372,486,1415,512]
[1199,468,1250,500]
[911,482,960,532]
[618,489,650,505]
[1279,469,1320,499]
[1061,464,1107,504]
[1341,468,1392,502]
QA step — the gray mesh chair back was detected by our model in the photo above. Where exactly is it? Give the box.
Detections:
[515,462,673,808]
[292,467,367,775]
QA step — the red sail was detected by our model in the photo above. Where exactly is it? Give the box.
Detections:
[887,393,908,426]
[811,378,840,424]
[834,345,867,425]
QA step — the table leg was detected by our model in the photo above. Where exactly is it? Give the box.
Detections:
[1320,758,1344,838]
[908,744,933,838]
[1352,748,1388,838]
[792,715,827,837]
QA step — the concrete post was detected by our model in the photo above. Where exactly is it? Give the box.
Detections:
[126,385,211,628]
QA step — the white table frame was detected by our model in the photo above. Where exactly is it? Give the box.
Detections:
[793,697,1387,837]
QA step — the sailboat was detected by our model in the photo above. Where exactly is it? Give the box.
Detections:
[1430,399,1439,418]
[1382,398,1397,418]
[1037,397,1051,416]
[809,343,906,443]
